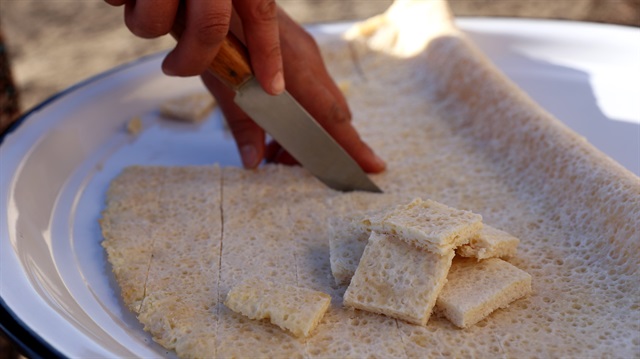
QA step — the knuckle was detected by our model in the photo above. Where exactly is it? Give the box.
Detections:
[248,0,277,22]
[265,42,281,60]
[193,13,229,45]
[328,101,351,125]
[298,29,320,53]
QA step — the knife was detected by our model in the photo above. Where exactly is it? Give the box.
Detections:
[171,20,382,193]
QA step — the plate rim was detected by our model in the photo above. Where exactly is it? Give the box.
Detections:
[0,299,64,359]
[0,52,166,359]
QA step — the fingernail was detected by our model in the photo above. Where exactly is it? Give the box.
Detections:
[373,153,386,170]
[240,144,259,168]
[271,71,285,95]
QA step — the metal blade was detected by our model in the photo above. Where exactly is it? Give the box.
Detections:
[234,77,382,193]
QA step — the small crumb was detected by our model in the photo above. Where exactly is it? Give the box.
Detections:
[126,116,143,135]
[338,81,351,95]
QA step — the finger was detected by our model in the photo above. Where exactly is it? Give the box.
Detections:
[201,72,265,168]
[273,149,299,166]
[297,82,386,173]
[264,140,300,166]
[163,0,232,77]
[234,0,284,95]
[264,140,281,163]
[123,0,179,38]
[306,86,385,173]
[228,8,245,40]
[104,0,127,6]
[278,9,386,173]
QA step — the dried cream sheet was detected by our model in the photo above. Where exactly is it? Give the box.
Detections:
[102,0,640,357]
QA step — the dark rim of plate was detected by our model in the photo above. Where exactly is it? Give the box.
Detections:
[0,51,165,359]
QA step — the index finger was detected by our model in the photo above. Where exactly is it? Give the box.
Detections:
[278,10,386,173]
[162,0,232,77]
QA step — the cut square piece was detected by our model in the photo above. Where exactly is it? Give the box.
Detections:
[160,92,215,123]
[457,225,520,260]
[344,232,455,325]
[362,198,482,255]
[224,277,331,337]
[329,216,371,286]
[436,257,532,328]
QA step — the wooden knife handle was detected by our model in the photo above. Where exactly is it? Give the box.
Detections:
[170,5,254,90]
[207,34,254,90]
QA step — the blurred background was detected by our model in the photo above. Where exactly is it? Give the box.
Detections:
[1,0,639,131]
[0,0,638,358]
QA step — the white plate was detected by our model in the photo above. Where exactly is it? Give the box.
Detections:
[1,19,639,358]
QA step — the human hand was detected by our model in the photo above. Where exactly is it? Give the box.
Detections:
[104,0,285,95]
[201,7,386,173]
[105,0,385,173]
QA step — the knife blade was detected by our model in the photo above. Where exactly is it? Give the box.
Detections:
[235,76,382,192]
[172,22,381,192]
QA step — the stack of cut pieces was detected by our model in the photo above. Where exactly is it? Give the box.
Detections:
[333,198,532,328]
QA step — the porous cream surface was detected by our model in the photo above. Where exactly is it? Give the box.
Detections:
[102,1,639,357]
[344,232,454,325]
[457,224,521,259]
[436,257,532,328]
[363,198,483,254]
[224,277,331,338]
[328,216,370,286]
